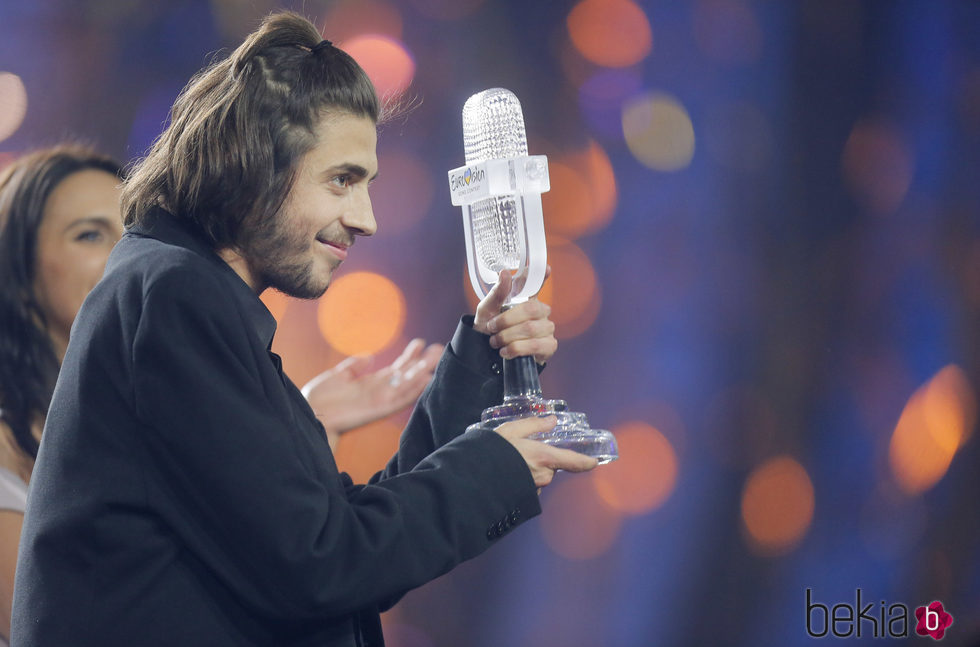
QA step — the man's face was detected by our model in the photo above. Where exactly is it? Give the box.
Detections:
[244,111,378,299]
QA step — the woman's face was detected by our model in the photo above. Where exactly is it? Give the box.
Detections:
[33,169,123,353]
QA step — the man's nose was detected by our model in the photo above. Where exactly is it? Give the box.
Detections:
[343,188,377,236]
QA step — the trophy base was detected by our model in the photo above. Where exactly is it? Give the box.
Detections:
[468,395,618,465]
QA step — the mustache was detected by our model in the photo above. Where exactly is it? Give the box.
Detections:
[315,230,355,248]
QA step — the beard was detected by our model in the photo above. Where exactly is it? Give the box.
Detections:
[240,214,335,300]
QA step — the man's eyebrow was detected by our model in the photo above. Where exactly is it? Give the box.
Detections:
[327,164,379,182]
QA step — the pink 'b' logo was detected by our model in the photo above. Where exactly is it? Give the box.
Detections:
[914,601,953,640]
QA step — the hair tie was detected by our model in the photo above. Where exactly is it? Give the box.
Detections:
[311,39,333,54]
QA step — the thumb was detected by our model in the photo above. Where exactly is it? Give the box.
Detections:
[475,270,512,331]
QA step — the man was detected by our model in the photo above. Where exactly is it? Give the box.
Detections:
[12,11,596,646]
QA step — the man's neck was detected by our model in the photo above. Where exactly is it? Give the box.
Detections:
[217,248,263,294]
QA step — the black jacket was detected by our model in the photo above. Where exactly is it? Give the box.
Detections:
[12,208,539,646]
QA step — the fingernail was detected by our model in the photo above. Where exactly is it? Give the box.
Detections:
[499,347,511,359]
[487,317,498,333]
[488,335,500,349]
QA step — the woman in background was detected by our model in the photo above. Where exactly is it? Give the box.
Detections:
[0,145,440,644]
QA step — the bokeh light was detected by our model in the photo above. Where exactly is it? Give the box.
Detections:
[542,141,618,239]
[259,289,290,323]
[0,72,28,144]
[322,0,404,41]
[741,455,815,555]
[566,0,653,68]
[593,421,678,515]
[622,92,696,171]
[540,473,623,560]
[271,298,343,388]
[538,238,601,339]
[888,365,976,495]
[342,35,415,98]
[841,119,915,216]
[370,150,434,235]
[333,418,402,483]
[317,272,406,356]
[692,0,763,66]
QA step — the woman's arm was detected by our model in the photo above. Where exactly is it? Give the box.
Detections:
[0,510,24,642]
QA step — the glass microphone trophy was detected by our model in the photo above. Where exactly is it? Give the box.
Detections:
[448,88,618,464]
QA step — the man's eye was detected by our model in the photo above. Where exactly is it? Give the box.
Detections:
[75,230,103,243]
[332,175,351,188]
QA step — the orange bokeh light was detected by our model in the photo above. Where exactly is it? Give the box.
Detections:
[567,0,653,68]
[841,119,914,216]
[540,473,623,560]
[741,455,815,555]
[543,141,618,239]
[538,238,601,339]
[0,72,28,144]
[333,418,401,483]
[594,421,678,515]
[322,0,403,41]
[341,35,415,98]
[317,272,406,356]
[889,365,976,495]
[270,298,343,387]
[259,289,290,322]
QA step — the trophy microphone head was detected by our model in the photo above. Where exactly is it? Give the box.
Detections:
[461,89,528,273]
[463,88,528,164]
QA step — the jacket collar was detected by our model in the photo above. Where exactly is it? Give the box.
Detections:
[126,207,278,349]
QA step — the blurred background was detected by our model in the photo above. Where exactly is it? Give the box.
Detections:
[3,0,980,644]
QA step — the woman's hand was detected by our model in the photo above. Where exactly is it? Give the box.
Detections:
[302,338,442,450]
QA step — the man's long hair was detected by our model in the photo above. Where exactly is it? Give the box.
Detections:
[122,11,380,250]
[0,145,123,462]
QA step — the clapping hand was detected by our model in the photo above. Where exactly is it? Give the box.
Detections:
[302,338,443,450]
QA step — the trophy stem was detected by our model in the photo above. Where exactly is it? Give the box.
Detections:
[503,355,542,401]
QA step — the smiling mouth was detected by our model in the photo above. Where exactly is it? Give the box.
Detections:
[317,238,349,261]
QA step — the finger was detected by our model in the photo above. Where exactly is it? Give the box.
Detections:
[391,338,426,372]
[486,299,550,335]
[344,354,376,379]
[542,445,599,473]
[498,337,557,363]
[474,271,512,332]
[494,415,557,440]
[421,343,443,367]
[401,357,431,383]
[489,319,555,349]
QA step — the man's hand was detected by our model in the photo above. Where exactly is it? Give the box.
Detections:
[301,338,443,450]
[495,415,598,488]
[473,270,557,365]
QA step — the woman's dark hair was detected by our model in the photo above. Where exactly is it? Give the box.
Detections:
[0,145,123,460]
[122,10,381,250]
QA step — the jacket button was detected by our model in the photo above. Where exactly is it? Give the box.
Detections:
[509,510,521,524]
[490,361,502,375]
[496,521,507,535]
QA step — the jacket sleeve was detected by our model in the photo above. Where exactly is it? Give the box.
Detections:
[372,316,506,481]
[132,267,541,621]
